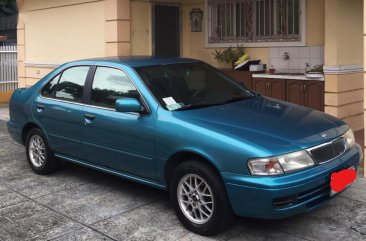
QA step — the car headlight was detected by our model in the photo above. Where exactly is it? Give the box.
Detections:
[342,128,355,149]
[248,150,314,176]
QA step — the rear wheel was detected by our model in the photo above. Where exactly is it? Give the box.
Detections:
[170,161,234,236]
[26,128,59,174]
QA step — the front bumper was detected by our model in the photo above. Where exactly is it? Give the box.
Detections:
[222,144,362,219]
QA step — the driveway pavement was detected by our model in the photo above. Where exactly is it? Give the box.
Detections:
[0,107,366,240]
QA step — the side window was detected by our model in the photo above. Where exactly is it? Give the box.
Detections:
[41,74,60,98]
[55,66,89,102]
[91,67,138,109]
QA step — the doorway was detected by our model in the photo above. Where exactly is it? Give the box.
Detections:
[153,4,180,57]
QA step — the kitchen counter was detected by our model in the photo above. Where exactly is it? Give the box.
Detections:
[252,73,324,81]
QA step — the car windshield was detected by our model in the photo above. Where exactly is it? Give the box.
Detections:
[135,62,254,111]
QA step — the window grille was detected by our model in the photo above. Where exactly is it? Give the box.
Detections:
[207,0,301,43]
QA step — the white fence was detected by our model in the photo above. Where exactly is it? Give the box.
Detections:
[0,44,18,91]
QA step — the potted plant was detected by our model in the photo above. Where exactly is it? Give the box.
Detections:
[213,45,245,69]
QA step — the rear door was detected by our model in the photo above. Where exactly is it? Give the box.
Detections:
[34,66,90,159]
[80,66,156,179]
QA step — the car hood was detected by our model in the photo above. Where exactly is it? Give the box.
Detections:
[173,96,348,155]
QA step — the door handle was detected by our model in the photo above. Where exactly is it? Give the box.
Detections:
[36,104,46,109]
[36,104,46,113]
[84,114,96,120]
[84,113,96,125]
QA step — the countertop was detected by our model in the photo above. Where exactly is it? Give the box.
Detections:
[252,73,325,81]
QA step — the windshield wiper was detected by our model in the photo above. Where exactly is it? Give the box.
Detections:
[174,95,255,111]
[174,103,219,111]
[219,95,255,104]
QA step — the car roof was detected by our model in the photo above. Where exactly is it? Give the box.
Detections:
[74,56,201,68]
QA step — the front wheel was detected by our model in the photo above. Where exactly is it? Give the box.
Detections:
[170,161,234,236]
[26,128,59,174]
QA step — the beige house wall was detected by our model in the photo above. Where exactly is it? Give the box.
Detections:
[17,0,131,87]
[131,1,152,55]
[18,0,106,87]
[324,0,364,132]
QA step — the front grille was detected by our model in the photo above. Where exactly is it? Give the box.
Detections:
[309,138,347,164]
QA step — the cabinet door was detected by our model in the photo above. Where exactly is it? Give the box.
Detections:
[304,80,324,111]
[267,79,286,101]
[253,78,268,96]
[286,79,304,106]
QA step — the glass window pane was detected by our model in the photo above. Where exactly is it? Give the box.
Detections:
[91,67,138,109]
[55,66,89,102]
[41,74,60,98]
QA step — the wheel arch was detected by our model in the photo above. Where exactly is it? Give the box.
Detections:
[21,122,42,144]
[164,151,222,188]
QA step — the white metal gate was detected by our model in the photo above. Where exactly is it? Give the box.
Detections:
[0,43,18,91]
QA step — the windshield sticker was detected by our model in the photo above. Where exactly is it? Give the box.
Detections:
[163,97,177,105]
[166,103,184,111]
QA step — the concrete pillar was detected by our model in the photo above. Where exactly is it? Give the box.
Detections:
[324,0,364,175]
[105,0,131,56]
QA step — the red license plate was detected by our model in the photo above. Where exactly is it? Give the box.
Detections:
[330,167,357,196]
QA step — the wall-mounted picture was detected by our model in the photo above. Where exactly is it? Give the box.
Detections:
[190,8,203,32]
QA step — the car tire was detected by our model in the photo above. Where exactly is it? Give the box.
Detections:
[170,160,234,236]
[25,128,59,174]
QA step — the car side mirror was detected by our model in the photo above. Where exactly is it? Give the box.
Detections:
[115,98,141,113]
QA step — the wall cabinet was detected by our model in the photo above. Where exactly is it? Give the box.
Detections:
[286,79,324,111]
[253,78,286,101]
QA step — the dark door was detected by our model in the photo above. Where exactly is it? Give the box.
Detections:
[154,5,180,57]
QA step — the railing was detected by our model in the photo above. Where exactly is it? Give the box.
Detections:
[0,43,18,91]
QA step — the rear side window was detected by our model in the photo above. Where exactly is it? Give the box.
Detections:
[55,66,89,102]
[90,67,138,109]
[41,74,60,98]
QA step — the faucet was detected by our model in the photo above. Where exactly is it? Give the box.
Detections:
[283,52,289,60]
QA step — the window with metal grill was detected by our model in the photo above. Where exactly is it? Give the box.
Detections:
[207,0,302,44]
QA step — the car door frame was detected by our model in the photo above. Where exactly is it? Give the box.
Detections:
[33,63,95,158]
[79,63,159,179]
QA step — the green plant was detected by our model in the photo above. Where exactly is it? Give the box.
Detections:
[213,44,245,68]
[308,65,323,73]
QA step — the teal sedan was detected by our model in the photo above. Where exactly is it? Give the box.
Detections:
[7,57,362,236]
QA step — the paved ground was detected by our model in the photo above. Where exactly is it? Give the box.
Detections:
[1,109,366,240]
[0,104,9,121]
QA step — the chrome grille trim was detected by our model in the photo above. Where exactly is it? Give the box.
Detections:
[306,137,347,165]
